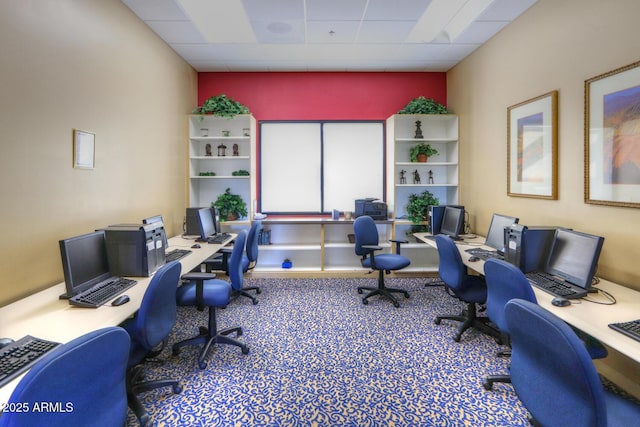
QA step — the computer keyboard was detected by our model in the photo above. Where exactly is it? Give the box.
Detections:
[465,248,504,260]
[165,248,192,262]
[207,232,232,244]
[525,271,581,298]
[69,277,137,308]
[0,335,60,388]
[609,319,640,343]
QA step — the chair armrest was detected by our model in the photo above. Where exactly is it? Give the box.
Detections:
[389,238,408,254]
[362,244,382,251]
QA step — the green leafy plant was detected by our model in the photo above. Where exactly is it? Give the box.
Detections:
[199,171,216,176]
[398,97,448,114]
[410,143,439,162]
[212,188,248,221]
[232,169,250,176]
[193,94,250,118]
[406,190,439,225]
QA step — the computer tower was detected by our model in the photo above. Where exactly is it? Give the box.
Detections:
[101,223,166,277]
[504,225,557,273]
[185,207,208,236]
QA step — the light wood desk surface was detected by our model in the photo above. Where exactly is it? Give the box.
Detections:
[414,232,640,365]
[0,234,234,405]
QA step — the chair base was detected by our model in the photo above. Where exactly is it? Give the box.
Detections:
[358,269,410,308]
[172,306,249,369]
[482,373,511,390]
[434,302,501,342]
[231,286,261,305]
[127,365,182,427]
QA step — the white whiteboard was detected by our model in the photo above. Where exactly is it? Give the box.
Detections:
[260,121,385,213]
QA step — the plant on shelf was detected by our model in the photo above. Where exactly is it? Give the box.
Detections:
[398,96,449,115]
[212,188,248,221]
[232,169,250,176]
[406,190,439,236]
[192,94,250,118]
[410,143,439,162]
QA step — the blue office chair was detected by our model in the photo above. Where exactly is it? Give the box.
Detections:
[0,327,129,427]
[122,260,183,426]
[205,221,262,304]
[173,230,249,369]
[354,215,411,308]
[482,258,537,390]
[505,299,640,426]
[434,234,500,342]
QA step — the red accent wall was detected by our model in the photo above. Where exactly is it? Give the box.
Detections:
[197,72,446,121]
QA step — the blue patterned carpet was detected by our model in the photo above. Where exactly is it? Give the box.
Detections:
[127,277,534,426]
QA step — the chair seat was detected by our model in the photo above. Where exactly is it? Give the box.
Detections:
[176,280,231,307]
[361,253,410,271]
[452,275,487,304]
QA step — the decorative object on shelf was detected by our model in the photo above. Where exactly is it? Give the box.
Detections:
[585,60,640,208]
[428,170,434,184]
[282,258,293,269]
[414,120,423,139]
[347,234,355,243]
[205,143,212,156]
[192,94,250,118]
[222,130,230,137]
[213,188,248,221]
[199,172,216,176]
[231,170,250,176]
[217,143,227,156]
[398,96,448,114]
[410,142,438,162]
[243,128,250,136]
[399,169,406,184]
[413,170,421,184]
[406,190,439,236]
[200,128,209,137]
[507,90,558,200]
[233,143,239,156]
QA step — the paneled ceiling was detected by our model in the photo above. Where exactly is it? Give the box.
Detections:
[121,0,537,72]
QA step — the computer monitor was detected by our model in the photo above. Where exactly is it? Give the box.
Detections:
[440,206,465,240]
[197,207,216,240]
[484,213,519,253]
[142,214,168,249]
[544,228,604,289]
[59,231,111,298]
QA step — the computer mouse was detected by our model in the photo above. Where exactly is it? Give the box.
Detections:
[468,256,480,262]
[111,294,130,306]
[551,296,571,307]
[191,244,201,249]
[0,337,14,349]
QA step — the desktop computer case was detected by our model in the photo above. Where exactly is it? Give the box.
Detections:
[102,223,166,277]
[504,225,557,273]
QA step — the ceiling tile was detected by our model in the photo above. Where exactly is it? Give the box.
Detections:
[364,0,432,21]
[145,20,206,44]
[357,21,417,43]
[306,0,367,21]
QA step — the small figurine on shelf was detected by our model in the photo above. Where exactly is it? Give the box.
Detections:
[217,143,227,156]
[428,170,434,184]
[200,128,209,137]
[413,170,421,184]
[399,169,406,184]
[414,120,423,139]
[205,143,212,156]
[233,143,239,156]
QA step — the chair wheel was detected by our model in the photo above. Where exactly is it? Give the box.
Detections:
[139,414,151,427]
[173,384,183,394]
[357,289,363,294]
[241,345,249,355]
[198,361,207,370]
[252,298,258,305]
[172,347,181,356]
[393,301,400,308]
[362,298,368,305]
[453,334,461,342]
[403,292,410,299]
[434,318,441,325]
[256,289,262,294]
[482,381,493,391]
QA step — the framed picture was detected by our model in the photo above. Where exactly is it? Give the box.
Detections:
[507,91,558,199]
[73,129,95,169]
[585,60,640,208]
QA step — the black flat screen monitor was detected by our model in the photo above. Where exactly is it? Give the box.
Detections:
[544,228,604,289]
[197,208,216,240]
[59,231,111,297]
[142,214,168,249]
[211,207,221,235]
[485,213,519,253]
[440,206,465,240]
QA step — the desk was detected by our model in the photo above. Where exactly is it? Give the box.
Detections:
[0,234,234,405]
[414,232,640,365]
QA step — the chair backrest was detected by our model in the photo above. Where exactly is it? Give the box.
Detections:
[246,221,262,265]
[130,260,181,350]
[229,229,247,290]
[435,234,466,291]
[354,216,379,257]
[0,327,130,427]
[484,258,537,332]
[505,299,608,427]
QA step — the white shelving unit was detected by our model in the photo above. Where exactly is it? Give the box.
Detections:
[386,114,460,272]
[188,114,256,224]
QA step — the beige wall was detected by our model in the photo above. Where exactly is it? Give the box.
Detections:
[448,0,640,397]
[0,1,197,305]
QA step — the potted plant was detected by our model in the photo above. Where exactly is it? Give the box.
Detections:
[193,94,250,118]
[398,96,449,114]
[406,190,439,238]
[212,188,248,221]
[410,143,439,162]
